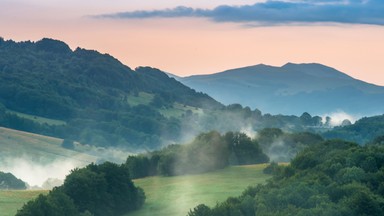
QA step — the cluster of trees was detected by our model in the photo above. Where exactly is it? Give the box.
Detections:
[188,139,384,216]
[0,171,26,190]
[16,162,145,216]
[125,131,269,178]
[256,128,324,162]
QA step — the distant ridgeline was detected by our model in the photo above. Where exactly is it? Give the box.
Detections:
[179,63,384,116]
[0,37,368,149]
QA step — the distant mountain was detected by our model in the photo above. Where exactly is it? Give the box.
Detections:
[179,63,384,116]
[0,37,221,148]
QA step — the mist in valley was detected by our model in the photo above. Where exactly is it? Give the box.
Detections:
[0,156,82,188]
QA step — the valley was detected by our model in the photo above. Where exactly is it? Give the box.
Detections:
[0,37,383,216]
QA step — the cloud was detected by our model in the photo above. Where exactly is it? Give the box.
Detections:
[94,0,384,26]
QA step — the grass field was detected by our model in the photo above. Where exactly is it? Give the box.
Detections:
[0,190,47,216]
[126,92,154,106]
[129,164,270,216]
[0,127,97,164]
[0,165,269,216]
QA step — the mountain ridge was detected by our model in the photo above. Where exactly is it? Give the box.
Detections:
[179,63,384,115]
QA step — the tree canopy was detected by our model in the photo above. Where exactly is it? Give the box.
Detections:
[16,162,145,216]
[188,140,384,216]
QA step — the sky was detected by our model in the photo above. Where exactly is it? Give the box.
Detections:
[1,0,384,86]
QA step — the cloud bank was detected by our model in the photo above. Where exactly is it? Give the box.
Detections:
[95,0,384,26]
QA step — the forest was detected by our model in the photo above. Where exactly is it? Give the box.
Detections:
[188,139,384,216]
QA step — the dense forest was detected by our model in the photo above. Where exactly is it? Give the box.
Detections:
[188,139,384,216]
[0,38,353,150]
[0,37,220,148]
[16,162,145,216]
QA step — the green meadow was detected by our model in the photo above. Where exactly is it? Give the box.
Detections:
[0,127,97,164]
[0,190,48,216]
[129,164,270,216]
[0,165,269,216]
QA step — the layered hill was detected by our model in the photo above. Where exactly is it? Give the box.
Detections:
[0,38,221,148]
[179,63,384,116]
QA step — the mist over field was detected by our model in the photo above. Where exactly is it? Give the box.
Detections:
[0,144,136,189]
[0,156,81,188]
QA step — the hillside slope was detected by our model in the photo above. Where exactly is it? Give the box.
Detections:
[179,63,384,115]
[0,38,221,148]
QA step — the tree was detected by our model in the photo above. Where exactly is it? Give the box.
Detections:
[61,139,75,149]
[188,204,211,216]
[18,162,146,216]
[16,189,79,216]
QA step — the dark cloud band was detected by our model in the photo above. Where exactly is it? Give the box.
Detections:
[95,0,384,26]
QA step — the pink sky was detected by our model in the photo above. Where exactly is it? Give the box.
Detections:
[1,0,384,86]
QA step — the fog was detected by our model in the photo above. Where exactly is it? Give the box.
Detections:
[0,156,84,188]
[240,125,258,139]
[0,146,136,189]
[322,111,359,126]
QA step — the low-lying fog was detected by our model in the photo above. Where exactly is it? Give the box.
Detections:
[0,111,360,189]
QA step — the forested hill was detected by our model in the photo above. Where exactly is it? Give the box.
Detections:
[323,114,384,144]
[0,37,221,148]
[0,37,221,119]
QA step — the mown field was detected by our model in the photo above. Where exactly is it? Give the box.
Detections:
[129,164,270,216]
[0,190,48,216]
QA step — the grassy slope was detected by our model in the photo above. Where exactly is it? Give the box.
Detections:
[0,127,97,164]
[0,190,48,216]
[129,164,270,216]
[126,92,154,106]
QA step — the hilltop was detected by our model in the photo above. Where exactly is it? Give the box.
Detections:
[179,63,384,116]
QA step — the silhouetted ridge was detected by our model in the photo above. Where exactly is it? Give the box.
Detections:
[180,63,384,115]
[35,38,72,54]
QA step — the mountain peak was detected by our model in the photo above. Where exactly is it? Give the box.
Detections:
[35,38,72,54]
[180,62,384,115]
[282,62,353,80]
